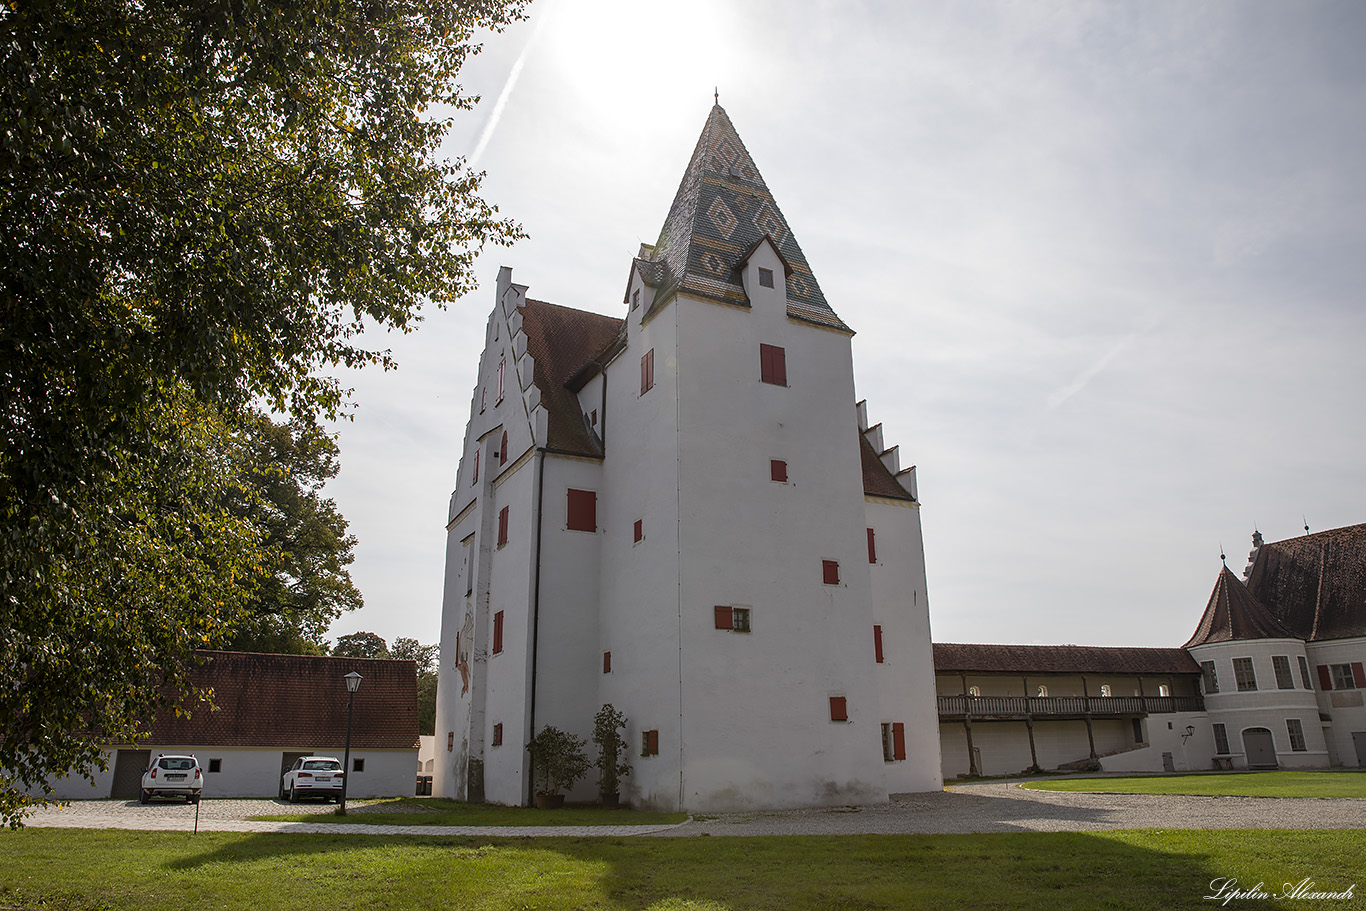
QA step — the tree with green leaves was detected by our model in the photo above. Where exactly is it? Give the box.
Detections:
[226,414,363,656]
[0,0,526,826]
[392,637,439,736]
[331,631,391,660]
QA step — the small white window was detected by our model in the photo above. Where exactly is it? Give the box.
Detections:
[731,607,751,633]
[1099,684,1112,697]
[758,267,774,288]
[967,685,980,697]
[1158,684,1170,697]
[1035,685,1047,697]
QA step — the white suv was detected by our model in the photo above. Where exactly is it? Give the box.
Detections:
[280,756,345,802]
[140,754,202,804]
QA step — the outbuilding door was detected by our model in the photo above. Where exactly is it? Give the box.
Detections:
[110,749,150,799]
[1352,732,1366,768]
[1242,728,1278,770]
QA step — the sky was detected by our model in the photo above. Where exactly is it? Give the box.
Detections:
[323,0,1366,653]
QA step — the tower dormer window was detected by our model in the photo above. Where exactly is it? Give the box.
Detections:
[632,288,640,310]
[758,267,774,288]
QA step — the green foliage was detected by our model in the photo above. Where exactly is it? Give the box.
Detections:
[0,0,526,826]
[592,704,631,797]
[392,637,439,736]
[526,725,590,797]
[332,631,390,659]
[226,414,362,655]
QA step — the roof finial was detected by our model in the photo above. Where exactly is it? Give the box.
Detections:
[714,86,719,106]
[1304,515,1310,535]
[1220,543,1226,566]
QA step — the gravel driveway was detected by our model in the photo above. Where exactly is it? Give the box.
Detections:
[15,781,1364,837]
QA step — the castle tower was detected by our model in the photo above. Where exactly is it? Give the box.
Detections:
[434,105,941,810]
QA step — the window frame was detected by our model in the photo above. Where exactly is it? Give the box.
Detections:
[497,506,509,547]
[1286,718,1306,752]
[758,267,774,288]
[496,358,505,403]
[492,610,504,654]
[492,723,503,747]
[1331,663,1358,690]
[1213,722,1230,755]
[1272,655,1294,690]
[1233,657,1258,692]
[1298,655,1313,690]
[641,730,659,757]
[1201,660,1219,694]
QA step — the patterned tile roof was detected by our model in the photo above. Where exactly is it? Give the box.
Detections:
[860,432,914,501]
[146,651,419,750]
[519,298,624,457]
[1182,565,1297,647]
[933,642,1201,676]
[644,105,850,332]
[1244,523,1366,641]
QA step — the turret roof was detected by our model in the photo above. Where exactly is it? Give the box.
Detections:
[1183,565,1297,648]
[642,105,849,332]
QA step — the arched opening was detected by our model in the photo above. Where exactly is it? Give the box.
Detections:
[1242,727,1278,770]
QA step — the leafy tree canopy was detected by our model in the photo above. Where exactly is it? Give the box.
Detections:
[0,0,526,826]
[331,631,390,660]
[226,414,362,655]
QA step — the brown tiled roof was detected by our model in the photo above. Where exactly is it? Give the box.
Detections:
[1183,565,1296,647]
[519,299,623,457]
[146,651,419,750]
[644,105,850,332]
[860,433,914,501]
[933,643,1201,676]
[1244,523,1366,641]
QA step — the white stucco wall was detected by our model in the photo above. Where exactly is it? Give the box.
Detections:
[1305,636,1366,768]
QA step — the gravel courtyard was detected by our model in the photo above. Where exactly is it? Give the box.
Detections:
[16,779,1365,837]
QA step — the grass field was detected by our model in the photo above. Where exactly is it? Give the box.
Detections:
[254,797,687,827]
[1,828,1363,910]
[1021,770,1366,798]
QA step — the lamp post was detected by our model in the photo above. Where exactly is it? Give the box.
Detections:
[340,671,362,815]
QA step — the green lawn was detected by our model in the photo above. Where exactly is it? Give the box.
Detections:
[253,796,687,827]
[1021,770,1366,798]
[1,828,1363,910]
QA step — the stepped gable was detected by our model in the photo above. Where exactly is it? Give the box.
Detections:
[519,299,623,457]
[1183,565,1297,648]
[644,104,849,332]
[1244,523,1366,641]
[860,432,914,501]
[147,651,419,749]
[934,643,1201,676]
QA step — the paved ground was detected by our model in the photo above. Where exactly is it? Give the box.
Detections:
[16,780,1365,837]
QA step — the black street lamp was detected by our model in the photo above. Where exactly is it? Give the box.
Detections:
[339,671,362,814]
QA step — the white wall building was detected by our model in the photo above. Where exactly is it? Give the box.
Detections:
[434,104,941,811]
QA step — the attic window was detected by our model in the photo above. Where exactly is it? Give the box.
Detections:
[632,289,640,310]
[758,267,774,288]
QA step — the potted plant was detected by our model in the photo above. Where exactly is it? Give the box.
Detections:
[592,704,631,807]
[526,725,589,809]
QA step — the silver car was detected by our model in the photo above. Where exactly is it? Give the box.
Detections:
[280,756,345,802]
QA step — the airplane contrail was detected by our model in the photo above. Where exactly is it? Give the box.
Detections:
[468,3,553,170]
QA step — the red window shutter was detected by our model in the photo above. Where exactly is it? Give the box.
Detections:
[641,349,654,394]
[493,723,502,746]
[492,610,504,654]
[867,528,877,564]
[714,605,733,630]
[823,560,840,585]
[472,449,479,484]
[447,732,454,752]
[634,519,643,543]
[1318,665,1333,690]
[603,651,611,674]
[760,344,787,386]
[649,730,659,754]
[829,696,847,721]
[499,431,508,465]
[498,506,509,546]
[873,625,884,663]
[1353,662,1366,688]
[567,489,597,532]
[770,459,787,483]
[892,722,906,760]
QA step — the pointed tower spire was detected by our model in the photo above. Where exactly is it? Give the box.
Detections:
[641,105,849,332]
[1183,565,1296,647]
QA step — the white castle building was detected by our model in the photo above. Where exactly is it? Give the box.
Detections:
[433,104,942,810]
